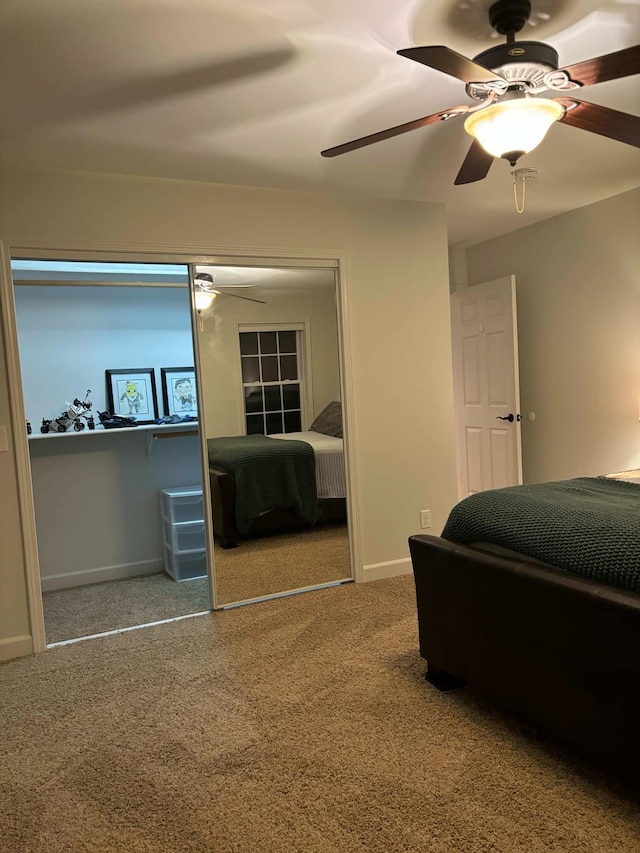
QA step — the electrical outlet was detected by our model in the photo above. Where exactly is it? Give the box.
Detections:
[420,509,431,529]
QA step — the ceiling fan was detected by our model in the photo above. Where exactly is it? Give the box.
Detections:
[321,0,640,184]
[194,272,266,307]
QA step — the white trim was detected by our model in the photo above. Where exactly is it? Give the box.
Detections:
[0,635,34,662]
[0,242,47,653]
[301,320,314,429]
[46,610,210,648]
[220,579,349,609]
[238,322,307,331]
[362,558,412,583]
[333,261,363,583]
[188,264,218,609]
[40,559,164,592]
[2,238,359,638]
[509,274,524,486]
[8,242,344,265]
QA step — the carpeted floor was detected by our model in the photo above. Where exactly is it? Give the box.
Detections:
[215,523,350,605]
[3,575,638,853]
[42,572,211,644]
[42,524,350,643]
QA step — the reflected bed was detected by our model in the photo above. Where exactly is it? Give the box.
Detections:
[208,430,347,548]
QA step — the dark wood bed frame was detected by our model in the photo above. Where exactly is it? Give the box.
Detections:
[409,534,640,783]
[209,465,347,548]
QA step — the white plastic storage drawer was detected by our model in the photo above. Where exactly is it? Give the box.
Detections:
[160,486,203,524]
[162,518,206,554]
[163,546,207,582]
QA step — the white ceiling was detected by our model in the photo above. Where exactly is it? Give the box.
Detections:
[1,0,638,245]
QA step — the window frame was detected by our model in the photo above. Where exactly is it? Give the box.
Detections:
[237,321,313,435]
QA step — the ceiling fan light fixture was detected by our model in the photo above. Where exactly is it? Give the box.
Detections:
[194,272,216,311]
[463,97,564,163]
[194,289,215,311]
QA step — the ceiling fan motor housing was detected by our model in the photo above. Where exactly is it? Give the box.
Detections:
[473,41,559,76]
[489,0,532,36]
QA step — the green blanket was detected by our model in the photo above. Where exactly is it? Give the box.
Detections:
[207,434,320,535]
[442,477,640,592]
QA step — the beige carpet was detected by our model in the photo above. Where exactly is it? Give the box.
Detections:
[42,525,350,643]
[215,523,350,605]
[42,572,211,644]
[3,576,638,853]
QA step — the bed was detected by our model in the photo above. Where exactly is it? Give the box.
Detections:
[409,473,640,781]
[207,403,347,548]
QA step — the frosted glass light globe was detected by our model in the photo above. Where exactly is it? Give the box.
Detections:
[464,98,564,161]
[194,290,215,311]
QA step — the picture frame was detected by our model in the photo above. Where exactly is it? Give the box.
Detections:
[161,367,198,418]
[105,368,159,425]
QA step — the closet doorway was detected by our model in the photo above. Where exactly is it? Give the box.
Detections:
[12,259,212,644]
[6,245,358,649]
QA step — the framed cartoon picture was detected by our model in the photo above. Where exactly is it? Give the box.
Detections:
[161,367,198,418]
[105,368,159,425]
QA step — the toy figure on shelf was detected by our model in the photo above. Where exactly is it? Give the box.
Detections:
[40,389,95,433]
[40,417,63,434]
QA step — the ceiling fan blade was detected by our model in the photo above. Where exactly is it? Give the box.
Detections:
[213,289,266,304]
[558,44,640,88]
[454,140,495,185]
[556,98,640,148]
[321,106,467,157]
[397,46,503,85]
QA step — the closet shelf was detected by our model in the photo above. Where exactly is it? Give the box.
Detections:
[29,421,199,459]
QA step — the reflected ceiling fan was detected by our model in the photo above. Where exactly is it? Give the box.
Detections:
[321,0,640,184]
[194,272,266,307]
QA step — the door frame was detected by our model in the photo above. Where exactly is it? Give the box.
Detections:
[0,238,362,653]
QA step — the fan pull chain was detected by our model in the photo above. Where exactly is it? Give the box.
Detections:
[511,159,538,215]
[513,165,526,214]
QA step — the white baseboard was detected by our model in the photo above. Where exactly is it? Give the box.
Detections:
[40,558,164,592]
[362,557,412,583]
[0,634,33,661]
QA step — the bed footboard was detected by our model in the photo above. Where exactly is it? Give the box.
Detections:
[409,534,640,779]
[209,466,347,548]
[208,465,239,548]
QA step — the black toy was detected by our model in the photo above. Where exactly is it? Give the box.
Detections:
[98,411,137,429]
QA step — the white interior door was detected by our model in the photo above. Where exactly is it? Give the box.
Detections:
[451,275,522,499]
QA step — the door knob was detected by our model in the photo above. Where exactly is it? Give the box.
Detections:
[496,414,522,423]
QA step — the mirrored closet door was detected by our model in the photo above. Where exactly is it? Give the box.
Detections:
[191,262,353,606]
[12,259,211,644]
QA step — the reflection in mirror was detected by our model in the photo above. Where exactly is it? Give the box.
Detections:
[193,263,352,606]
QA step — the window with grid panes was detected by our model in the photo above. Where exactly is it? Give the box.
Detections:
[239,329,303,435]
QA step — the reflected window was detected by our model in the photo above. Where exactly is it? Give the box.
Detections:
[239,328,304,435]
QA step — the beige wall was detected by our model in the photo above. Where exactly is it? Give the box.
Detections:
[465,188,640,483]
[0,166,458,657]
[198,286,340,438]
